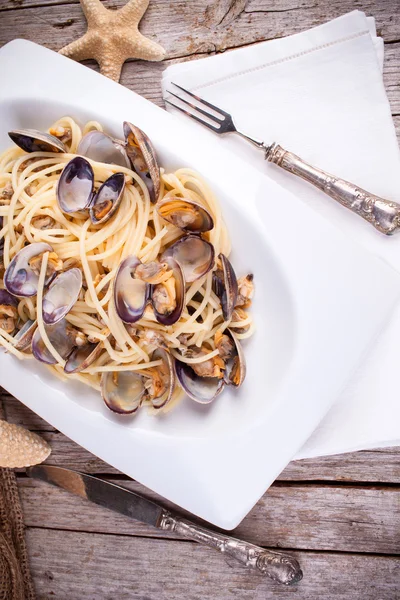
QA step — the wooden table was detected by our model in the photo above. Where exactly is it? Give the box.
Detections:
[1,1,399,598]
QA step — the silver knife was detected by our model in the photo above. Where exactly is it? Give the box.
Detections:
[27,465,302,586]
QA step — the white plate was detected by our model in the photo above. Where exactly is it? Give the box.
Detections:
[1,40,400,529]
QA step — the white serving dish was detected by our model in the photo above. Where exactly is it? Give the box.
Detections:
[0,40,399,529]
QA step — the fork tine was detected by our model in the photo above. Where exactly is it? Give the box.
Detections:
[171,82,230,118]
[167,90,223,123]
[164,99,221,132]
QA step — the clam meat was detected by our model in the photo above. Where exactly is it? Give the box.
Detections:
[156,198,214,233]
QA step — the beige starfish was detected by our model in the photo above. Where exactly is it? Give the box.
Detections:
[0,420,51,468]
[59,0,166,82]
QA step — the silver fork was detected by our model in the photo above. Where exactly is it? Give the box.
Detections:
[165,83,400,236]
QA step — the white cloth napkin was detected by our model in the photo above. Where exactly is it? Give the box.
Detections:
[161,10,400,459]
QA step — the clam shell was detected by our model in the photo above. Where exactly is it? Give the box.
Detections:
[156,198,214,233]
[64,342,102,374]
[152,257,185,326]
[8,129,66,153]
[224,329,246,387]
[101,371,145,414]
[31,318,76,365]
[57,157,94,213]
[150,348,175,409]
[162,235,215,283]
[175,359,225,404]
[214,254,238,321]
[4,242,53,297]
[14,319,37,351]
[114,256,150,323]
[42,268,82,325]
[90,172,125,225]
[77,131,130,168]
[123,122,160,203]
[0,288,18,308]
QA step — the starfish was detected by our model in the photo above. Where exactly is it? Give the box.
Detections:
[59,0,166,82]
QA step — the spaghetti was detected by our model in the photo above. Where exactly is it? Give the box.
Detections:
[0,117,254,413]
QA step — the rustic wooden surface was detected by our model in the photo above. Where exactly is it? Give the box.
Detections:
[1,1,400,598]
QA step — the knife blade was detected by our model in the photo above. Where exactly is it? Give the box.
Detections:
[27,465,302,586]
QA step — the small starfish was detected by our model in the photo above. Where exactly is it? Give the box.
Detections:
[59,0,166,82]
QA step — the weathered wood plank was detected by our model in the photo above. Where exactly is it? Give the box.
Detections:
[19,477,400,554]
[0,0,399,57]
[0,0,399,45]
[26,528,400,600]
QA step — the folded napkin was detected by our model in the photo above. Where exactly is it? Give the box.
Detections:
[162,11,400,459]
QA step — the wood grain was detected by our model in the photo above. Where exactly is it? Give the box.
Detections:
[26,528,400,600]
[19,477,400,554]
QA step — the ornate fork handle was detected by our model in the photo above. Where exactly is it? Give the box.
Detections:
[158,510,302,585]
[266,143,400,235]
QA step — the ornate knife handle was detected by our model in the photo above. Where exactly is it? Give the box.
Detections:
[266,143,400,235]
[158,510,302,586]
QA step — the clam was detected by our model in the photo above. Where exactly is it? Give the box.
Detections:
[162,235,215,283]
[42,268,82,325]
[145,348,175,409]
[114,256,150,323]
[175,359,225,404]
[8,129,66,153]
[31,318,79,365]
[151,257,185,326]
[212,254,238,321]
[14,319,37,351]
[77,131,130,168]
[101,371,145,414]
[156,198,214,233]
[123,122,160,203]
[57,157,94,213]
[4,242,53,297]
[0,289,19,334]
[90,172,125,225]
[64,341,103,374]
[221,329,246,387]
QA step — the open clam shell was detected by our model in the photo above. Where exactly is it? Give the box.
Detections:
[90,172,125,225]
[14,319,37,351]
[4,242,53,297]
[162,235,215,283]
[114,256,150,323]
[152,257,185,326]
[77,131,130,168]
[8,129,66,153]
[213,254,238,321]
[156,198,214,233]
[148,348,175,409]
[31,318,77,365]
[224,329,246,387]
[42,268,82,325]
[57,157,94,213]
[175,359,225,404]
[101,371,145,414]
[64,342,102,374]
[123,122,160,203]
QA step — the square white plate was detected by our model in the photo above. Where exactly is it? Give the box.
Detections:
[1,40,400,529]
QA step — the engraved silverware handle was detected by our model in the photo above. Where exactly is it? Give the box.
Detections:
[158,510,303,585]
[266,143,400,235]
